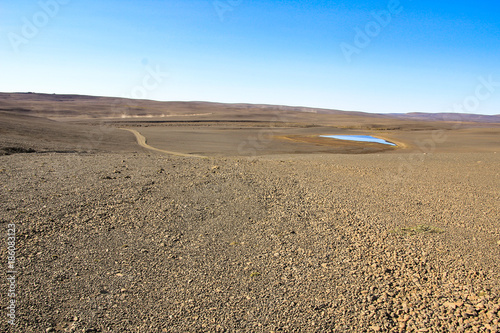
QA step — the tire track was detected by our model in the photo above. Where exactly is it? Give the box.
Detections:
[120,128,207,158]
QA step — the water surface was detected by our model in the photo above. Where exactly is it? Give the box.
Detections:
[319,135,396,146]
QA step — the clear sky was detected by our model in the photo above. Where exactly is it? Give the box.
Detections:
[1,0,499,114]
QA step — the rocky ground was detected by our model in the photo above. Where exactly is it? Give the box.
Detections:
[1,149,499,332]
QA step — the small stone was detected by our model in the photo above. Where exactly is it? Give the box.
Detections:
[398,314,410,322]
[444,301,456,310]
[46,328,55,333]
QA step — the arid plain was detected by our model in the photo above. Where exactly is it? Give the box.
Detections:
[1,93,500,332]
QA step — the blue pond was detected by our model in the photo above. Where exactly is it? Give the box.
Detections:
[319,135,396,146]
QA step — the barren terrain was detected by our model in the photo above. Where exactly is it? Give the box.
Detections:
[1,93,500,332]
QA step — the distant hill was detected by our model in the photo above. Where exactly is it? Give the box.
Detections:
[0,92,395,127]
[386,112,500,123]
[0,92,498,126]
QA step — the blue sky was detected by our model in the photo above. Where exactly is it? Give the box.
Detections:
[1,0,499,114]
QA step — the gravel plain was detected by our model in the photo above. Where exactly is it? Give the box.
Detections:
[1,148,499,332]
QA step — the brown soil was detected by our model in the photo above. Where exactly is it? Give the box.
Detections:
[1,93,499,332]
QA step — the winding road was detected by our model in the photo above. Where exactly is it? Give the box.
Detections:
[120,128,207,158]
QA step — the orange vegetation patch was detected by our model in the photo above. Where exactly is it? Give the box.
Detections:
[276,135,399,154]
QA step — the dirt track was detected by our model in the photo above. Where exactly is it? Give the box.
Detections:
[119,128,207,158]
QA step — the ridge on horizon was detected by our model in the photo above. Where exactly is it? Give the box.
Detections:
[0,92,499,123]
